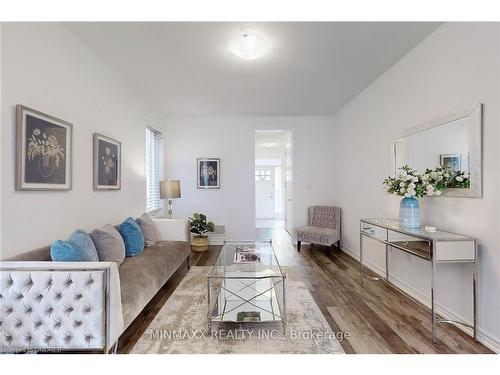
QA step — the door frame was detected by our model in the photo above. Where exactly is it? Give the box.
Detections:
[253,129,295,240]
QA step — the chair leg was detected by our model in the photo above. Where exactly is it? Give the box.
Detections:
[107,339,119,354]
[187,256,191,270]
[297,241,301,252]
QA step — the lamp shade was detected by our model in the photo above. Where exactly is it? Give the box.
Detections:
[160,180,181,199]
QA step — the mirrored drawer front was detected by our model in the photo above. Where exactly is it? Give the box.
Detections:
[387,230,431,260]
[435,241,476,261]
[360,222,387,241]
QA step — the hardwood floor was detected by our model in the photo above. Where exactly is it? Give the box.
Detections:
[117,229,493,354]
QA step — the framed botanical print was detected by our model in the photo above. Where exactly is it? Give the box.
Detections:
[197,158,220,189]
[93,133,121,190]
[16,105,73,190]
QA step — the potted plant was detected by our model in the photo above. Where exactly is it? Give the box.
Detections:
[189,212,215,252]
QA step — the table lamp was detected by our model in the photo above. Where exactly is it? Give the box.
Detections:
[160,180,181,218]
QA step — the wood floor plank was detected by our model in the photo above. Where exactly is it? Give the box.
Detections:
[327,306,393,354]
[310,291,356,354]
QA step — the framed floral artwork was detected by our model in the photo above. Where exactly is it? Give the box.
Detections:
[16,105,73,190]
[197,158,220,189]
[93,133,121,190]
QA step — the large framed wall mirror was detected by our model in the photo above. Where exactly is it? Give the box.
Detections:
[392,104,483,198]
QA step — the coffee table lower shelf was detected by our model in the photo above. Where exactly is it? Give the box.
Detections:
[207,275,286,331]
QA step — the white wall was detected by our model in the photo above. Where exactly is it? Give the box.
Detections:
[163,117,335,240]
[0,23,164,258]
[331,23,500,351]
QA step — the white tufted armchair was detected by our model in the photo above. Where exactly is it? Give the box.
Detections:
[0,261,123,353]
[295,206,341,252]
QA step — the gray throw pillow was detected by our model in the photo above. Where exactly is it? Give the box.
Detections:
[90,224,126,264]
[136,213,159,246]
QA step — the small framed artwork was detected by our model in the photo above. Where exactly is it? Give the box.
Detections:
[16,105,73,190]
[440,153,461,172]
[93,133,121,190]
[197,158,220,189]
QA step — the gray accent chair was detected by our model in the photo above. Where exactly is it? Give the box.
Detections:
[296,206,341,252]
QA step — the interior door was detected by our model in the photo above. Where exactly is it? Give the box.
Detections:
[255,167,274,218]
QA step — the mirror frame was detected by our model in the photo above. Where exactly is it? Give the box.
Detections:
[391,104,483,198]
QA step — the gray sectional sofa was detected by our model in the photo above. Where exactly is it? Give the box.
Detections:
[118,240,190,327]
[0,218,191,353]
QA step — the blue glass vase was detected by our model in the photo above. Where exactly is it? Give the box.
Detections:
[399,197,421,229]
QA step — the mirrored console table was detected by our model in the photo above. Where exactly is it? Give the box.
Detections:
[360,218,477,344]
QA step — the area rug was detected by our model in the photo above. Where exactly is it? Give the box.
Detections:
[130,266,344,354]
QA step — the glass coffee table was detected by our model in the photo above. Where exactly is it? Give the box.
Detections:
[207,240,286,330]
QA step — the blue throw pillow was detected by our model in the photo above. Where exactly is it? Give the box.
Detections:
[51,229,99,262]
[118,217,145,257]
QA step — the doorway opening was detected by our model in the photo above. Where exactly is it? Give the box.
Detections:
[254,130,293,238]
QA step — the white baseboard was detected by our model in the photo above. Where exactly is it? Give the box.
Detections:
[340,242,500,353]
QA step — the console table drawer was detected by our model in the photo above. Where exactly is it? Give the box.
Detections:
[435,241,476,261]
[360,222,387,241]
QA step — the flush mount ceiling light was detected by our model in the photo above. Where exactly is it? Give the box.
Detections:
[262,142,276,148]
[228,33,269,60]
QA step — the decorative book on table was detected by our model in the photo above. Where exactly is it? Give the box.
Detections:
[233,246,261,263]
[236,311,261,322]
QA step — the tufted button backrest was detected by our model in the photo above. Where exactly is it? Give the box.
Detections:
[0,269,105,352]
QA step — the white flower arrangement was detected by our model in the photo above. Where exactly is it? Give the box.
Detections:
[26,128,65,169]
[383,165,447,198]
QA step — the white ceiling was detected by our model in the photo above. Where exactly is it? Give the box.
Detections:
[66,22,440,117]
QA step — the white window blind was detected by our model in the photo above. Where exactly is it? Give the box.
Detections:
[146,127,162,213]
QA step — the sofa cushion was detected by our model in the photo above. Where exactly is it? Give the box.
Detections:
[136,213,159,246]
[118,241,190,328]
[118,217,145,257]
[5,246,51,261]
[296,226,339,246]
[90,224,126,264]
[51,229,99,262]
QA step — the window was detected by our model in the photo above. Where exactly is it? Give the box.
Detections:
[255,170,272,181]
[146,127,162,213]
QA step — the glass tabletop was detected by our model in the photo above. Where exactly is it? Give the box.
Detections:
[209,241,284,279]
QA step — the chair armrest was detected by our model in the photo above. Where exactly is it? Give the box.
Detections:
[153,218,190,243]
[335,207,341,234]
[0,261,123,353]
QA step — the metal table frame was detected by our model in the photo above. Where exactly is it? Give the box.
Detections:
[359,219,477,344]
[207,240,287,332]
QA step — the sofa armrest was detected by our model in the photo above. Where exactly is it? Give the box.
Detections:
[0,261,123,353]
[153,218,190,243]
